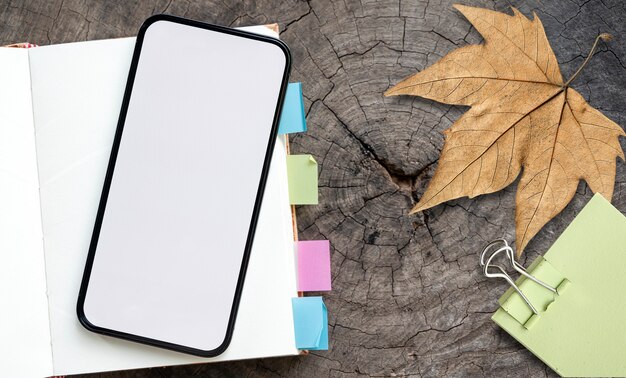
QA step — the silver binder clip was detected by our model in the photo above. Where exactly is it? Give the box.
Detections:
[480,239,557,315]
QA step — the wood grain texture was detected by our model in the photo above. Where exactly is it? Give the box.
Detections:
[1,0,624,376]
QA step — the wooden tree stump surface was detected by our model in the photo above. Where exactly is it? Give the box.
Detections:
[2,0,624,376]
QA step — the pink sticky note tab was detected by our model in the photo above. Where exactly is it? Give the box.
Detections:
[297,240,331,292]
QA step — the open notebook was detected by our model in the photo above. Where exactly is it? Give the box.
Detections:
[0,25,300,377]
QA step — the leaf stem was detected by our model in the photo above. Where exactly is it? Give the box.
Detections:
[563,33,613,88]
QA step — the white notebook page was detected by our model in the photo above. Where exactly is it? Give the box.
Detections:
[26,25,298,376]
[0,48,53,378]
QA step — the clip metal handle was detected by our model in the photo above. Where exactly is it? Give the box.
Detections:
[480,239,557,314]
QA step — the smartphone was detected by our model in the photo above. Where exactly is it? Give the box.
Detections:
[77,14,291,357]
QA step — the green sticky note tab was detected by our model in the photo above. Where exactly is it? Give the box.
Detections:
[287,154,318,205]
[492,194,626,377]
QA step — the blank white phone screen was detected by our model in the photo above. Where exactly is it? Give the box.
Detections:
[81,19,289,353]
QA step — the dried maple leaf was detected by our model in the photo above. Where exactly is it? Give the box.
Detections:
[385,4,625,256]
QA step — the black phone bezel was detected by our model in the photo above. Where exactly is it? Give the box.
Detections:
[76,14,291,358]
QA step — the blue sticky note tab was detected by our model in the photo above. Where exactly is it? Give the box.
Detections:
[278,82,307,134]
[292,296,328,350]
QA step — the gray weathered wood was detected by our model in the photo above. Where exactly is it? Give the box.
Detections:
[1,0,624,376]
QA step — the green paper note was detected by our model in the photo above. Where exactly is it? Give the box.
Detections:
[287,154,318,205]
[492,194,626,377]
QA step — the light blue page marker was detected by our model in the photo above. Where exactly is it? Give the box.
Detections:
[291,296,328,350]
[278,82,307,134]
